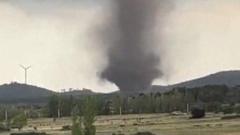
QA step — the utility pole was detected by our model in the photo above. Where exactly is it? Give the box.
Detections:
[20,65,31,84]
[58,108,61,118]
[5,109,8,122]
[187,104,190,114]
[119,106,122,116]
[3,107,8,128]
[58,91,62,119]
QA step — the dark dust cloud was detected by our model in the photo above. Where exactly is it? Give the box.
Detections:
[101,0,171,92]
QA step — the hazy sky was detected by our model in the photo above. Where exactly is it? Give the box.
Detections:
[1,0,240,92]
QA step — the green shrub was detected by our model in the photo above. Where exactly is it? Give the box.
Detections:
[72,116,82,135]
[134,132,155,135]
[234,104,240,114]
[112,133,124,135]
[62,125,71,131]
[11,113,27,130]
[191,107,205,119]
[10,132,47,135]
[221,115,240,120]
[221,105,234,114]
[0,123,10,132]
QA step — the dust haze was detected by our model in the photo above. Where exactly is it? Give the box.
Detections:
[0,0,240,92]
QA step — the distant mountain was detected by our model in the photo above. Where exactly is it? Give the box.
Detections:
[1,70,240,104]
[0,83,99,104]
[152,70,240,92]
[0,82,54,104]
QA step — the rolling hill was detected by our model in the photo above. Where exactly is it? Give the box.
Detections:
[0,82,54,104]
[1,70,240,103]
[0,83,98,104]
[152,70,240,92]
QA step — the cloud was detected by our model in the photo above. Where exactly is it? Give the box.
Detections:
[0,1,117,92]
[154,0,240,85]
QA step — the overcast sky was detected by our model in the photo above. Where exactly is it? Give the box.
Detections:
[0,0,240,92]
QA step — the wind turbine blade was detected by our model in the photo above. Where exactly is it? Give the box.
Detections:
[26,66,31,69]
[19,65,25,69]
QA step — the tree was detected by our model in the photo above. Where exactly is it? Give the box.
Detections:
[48,95,59,118]
[112,95,123,115]
[83,96,97,135]
[71,97,97,135]
[102,100,112,115]
[61,96,75,117]
[72,115,83,135]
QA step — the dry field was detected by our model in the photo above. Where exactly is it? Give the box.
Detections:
[1,113,240,135]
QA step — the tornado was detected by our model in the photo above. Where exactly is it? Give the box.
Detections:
[101,0,167,92]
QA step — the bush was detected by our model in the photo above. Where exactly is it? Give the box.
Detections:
[191,107,205,119]
[112,133,125,135]
[10,132,47,135]
[134,132,155,135]
[221,105,234,114]
[84,126,96,135]
[62,125,71,131]
[11,113,27,130]
[27,110,39,119]
[0,123,10,132]
[72,116,82,135]
[234,104,240,114]
[221,115,240,120]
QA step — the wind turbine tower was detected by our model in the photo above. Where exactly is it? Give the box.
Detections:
[20,65,31,84]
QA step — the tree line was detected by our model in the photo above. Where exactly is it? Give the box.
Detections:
[1,85,240,121]
[1,85,240,133]
[46,85,240,117]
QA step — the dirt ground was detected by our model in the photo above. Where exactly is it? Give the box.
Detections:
[1,113,240,135]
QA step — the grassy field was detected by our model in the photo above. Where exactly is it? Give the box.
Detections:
[1,113,240,135]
